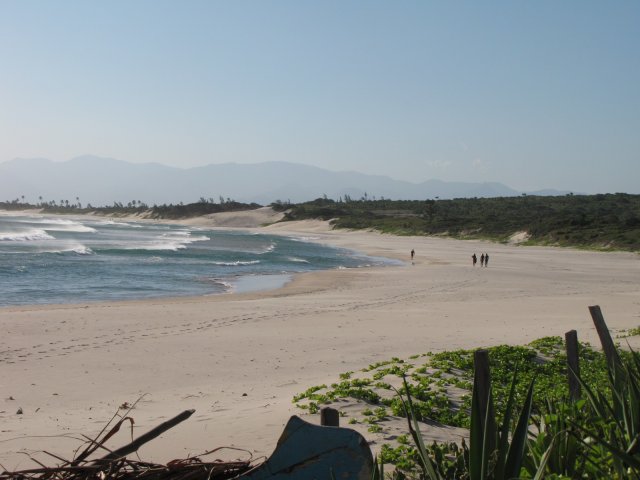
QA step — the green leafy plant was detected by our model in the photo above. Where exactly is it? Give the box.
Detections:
[299,319,640,478]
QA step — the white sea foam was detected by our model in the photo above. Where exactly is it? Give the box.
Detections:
[38,219,75,225]
[161,232,210,244]
[93,220,140,227]
[0,229,56,241]
[199,277,234,293]
[22,244,94,255]
[68,245,94,255]
[27,218,97,233]
[255,242,276,254]
[187,235,210,242]
[287,257,310,263]
[125,241,187,251]
[212,260,261,266]
[216,280,234,291]
[48,224,97,233]
[120,232,211,251]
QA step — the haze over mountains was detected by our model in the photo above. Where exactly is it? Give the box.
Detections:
[0,155,568,206]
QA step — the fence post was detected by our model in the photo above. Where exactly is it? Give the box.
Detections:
[589,305,620,369]
[565,330,581,401]
[321,407,340,427]
[473,349,492,426]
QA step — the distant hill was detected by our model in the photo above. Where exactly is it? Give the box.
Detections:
[0,155,568,206]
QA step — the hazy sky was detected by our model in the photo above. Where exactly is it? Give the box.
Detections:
[1,1,638,193]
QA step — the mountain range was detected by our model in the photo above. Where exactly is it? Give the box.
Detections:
[0,155,567,206]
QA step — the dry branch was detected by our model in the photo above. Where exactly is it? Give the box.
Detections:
[0,410,254,480]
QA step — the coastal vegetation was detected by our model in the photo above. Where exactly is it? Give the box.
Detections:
[294,314,640,478]
[0,197,260,219]
[274,193,640,251]
[2,193,639,251]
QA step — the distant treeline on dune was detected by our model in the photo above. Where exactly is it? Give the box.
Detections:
[2,193,639,251]
[274,193,640,251]
[0,197,261,219]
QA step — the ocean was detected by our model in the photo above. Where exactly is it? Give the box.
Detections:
[0,212,396,307]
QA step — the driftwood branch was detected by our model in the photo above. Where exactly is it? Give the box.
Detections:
[97,409,195,462]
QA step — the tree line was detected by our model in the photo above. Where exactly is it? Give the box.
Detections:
[0,196,259,219]
[274,193,640,251]
[3,193,639,251]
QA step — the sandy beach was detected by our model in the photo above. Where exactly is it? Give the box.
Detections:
[1,212,639,469]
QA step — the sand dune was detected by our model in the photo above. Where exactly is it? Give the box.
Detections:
[1,218,639,469]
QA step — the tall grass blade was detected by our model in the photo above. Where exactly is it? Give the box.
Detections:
[571,365,611,420]
[532,435,556,480]
[480,391,496,480]
[470,351,496,480]
[396,377,442,480]
[504,378,535,478]
[575,426,640,472]
[494,370,518,479]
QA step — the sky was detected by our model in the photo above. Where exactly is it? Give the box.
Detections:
[0,1,638,194]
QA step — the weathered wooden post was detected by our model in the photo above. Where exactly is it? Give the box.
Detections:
[470,349,495,479]
[473,349,492,427]
[321,407,340,427]
[589,305,620,369]
[565,330,581,401]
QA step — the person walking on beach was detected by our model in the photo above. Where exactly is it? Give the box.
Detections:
[472,253,477,266]
[484,253,489,267]
[480,253,485,267]
[411,249,415,261]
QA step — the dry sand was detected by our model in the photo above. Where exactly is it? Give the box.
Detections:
[1,211,639,469]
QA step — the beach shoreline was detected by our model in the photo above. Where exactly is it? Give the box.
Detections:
[1,210,639,469]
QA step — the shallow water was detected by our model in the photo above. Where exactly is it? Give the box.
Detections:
[0,212,396,306]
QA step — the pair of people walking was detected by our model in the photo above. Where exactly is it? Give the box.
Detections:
[472,253,489,267]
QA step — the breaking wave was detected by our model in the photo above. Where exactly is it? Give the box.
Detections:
[27,218,97,233]
[255,242,276,254]
[68,245,93,255]
[0,229,56,241]
[121,232,210,251]
[212,260,261,266]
